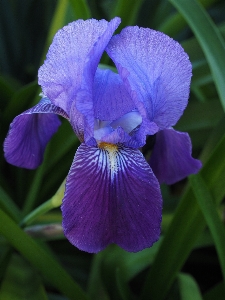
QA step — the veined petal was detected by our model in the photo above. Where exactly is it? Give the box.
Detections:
[107,26,192,129]
[61,143,162,253]
[94,125,113,141]
[4,98,66,169]
[98,127,131,144]
[149,128,202,184]
[38,18,120,115]
[110,111,142,133]
[93,68,136,121]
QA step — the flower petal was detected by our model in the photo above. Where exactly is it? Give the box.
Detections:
[4,98,66,169]
[107,26,192,129]
[98,126,131,144]
[61,143,162,253]
[110,111,142,133]
[38,18,120,115]
[149,128,202,184]
[93,68,136,121]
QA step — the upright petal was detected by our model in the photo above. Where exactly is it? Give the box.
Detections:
[62,143,162,253]
[149,128,202,184]
[4,98,67,169]
[38,18,120,116]
[92,68,158,148]
[93,68,136,121]
[107,26,192,129]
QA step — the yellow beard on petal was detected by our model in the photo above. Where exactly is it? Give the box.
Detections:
[98,142,118,175]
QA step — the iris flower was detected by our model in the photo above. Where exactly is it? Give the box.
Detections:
[4,17,201,253]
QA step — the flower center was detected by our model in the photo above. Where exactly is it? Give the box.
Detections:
[98,142,118,174]
[98,142,118,151]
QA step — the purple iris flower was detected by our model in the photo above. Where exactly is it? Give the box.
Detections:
[4,17,201,253]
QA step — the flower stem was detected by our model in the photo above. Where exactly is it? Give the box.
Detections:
[21,179,66,227]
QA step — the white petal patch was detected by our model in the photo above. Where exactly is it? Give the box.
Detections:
[98,142,120,177]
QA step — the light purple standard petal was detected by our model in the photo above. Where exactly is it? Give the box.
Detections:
[106,26,192,129]
[61,143,162,253]
[4,98,67,169]
[149,128,202,184]
[38,18,120,116]
[93,68,136,121]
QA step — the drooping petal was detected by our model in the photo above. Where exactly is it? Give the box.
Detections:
[106,26,192,129]
[4,98,66,169]
[61,143,162,253]
[149,128,202,184]
[38,18,120,116]
[93,68,136,121]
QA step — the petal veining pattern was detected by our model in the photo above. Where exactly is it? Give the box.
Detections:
[4,98,65,169]
[149,128,202,184]
[107,26,192,129]
[62,143,162,253]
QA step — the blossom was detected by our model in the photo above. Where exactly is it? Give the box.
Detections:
[4,17,201,253]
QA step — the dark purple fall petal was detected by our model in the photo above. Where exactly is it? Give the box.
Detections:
[149,128,202,184]
[106,26,192,129]
[4,99,66,169]
[38,18,120,119]
[61,143,162,253]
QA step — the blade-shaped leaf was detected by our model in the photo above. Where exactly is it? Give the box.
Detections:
[141,131,225,300]
[178,273,203,300]
[0,208,87,300]
[170,0,225,111]
[0,185,21,222]
[111,0,144,27]
[159,0,220,37]
[0,254,48,300]
[68,0,91,19]
[190,174,225,286]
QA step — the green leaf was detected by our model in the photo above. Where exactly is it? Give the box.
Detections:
[204,281,225,300]
[0,254,48,300]
[178,273,203,300]
[22,163,46,215]
[111,0,144,27]
[159,0,220,37]
[97,242,161,299]
[0,185,21,222]
[101,0,144,65]
[141,132,225,300]
[0,75,19,109]
[43,120,79,174]
[176,100,223,132]
[87,252,110,300]
[0,246,12,282]
[169,0,225,111]
[68,0,91,19]
[3,81,38,122]
[190,174,225,287]
[199,116,225,163]
[116,268,135,300]
[0,208,87,300]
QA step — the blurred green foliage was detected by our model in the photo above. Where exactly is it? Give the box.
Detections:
[0,0,225,299]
